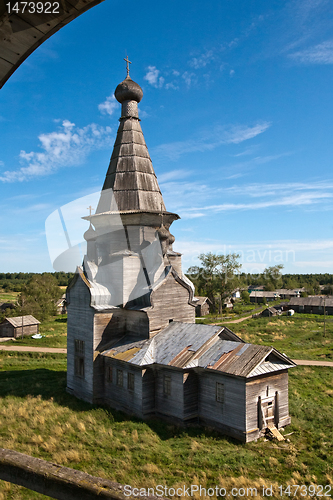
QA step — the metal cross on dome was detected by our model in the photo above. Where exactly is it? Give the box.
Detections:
[124,55,132,77]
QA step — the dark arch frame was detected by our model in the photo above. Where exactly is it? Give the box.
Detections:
[0,0,105,88]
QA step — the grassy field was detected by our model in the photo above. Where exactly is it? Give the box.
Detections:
[0,352,332,499]
[0,291,19,303]
[228,313,333,361]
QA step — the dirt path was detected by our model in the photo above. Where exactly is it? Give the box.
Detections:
[292,359,333,367]
[212,315,253,325]
[0,346,66,354]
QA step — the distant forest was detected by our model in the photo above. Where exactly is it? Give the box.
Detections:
[1,271,333,293]
[0,272,74,291]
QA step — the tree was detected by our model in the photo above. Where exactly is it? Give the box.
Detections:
[241,290,250,303]
[263,264,284,290]
[187,252,242,312]
[18,274,62,321]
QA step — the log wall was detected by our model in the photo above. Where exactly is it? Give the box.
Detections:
[148,274,195,336]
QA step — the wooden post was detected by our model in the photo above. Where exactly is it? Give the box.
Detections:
[274,391,279,427]
[258,396,262,430]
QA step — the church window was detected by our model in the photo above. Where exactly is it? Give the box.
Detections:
[117,369,123,387]
[107,366,113,383]
[216,382,224,403]
[128,372,135,391]
[163,375,171,396]
[74,339,85,378]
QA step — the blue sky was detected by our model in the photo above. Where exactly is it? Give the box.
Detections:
[1,0,333,274]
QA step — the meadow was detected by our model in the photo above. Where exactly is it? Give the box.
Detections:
[0,352,332,499]
[196,312,333,361]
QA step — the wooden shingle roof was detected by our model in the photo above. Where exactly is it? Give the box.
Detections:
[2,315,40,327]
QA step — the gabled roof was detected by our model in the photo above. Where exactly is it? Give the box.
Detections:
[194,296,212,306]
[289,296,333,307]
[249,291,279,298]
[1,315,40,327]
[101,322,295,378]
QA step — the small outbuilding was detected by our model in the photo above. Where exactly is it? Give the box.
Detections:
[56,294,67,315]
[194,296,212,316]
[0,315,40,338]
[261,307,280,317]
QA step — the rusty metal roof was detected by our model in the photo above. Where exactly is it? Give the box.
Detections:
[101,322,295,378]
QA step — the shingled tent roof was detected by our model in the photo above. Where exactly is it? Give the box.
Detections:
[95,75,167,215]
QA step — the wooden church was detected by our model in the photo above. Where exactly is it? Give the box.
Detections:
[66,66,296,442]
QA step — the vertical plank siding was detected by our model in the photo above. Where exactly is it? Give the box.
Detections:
[198,372,247,440]
[142,368,155,417]
[66,278,95,403]
[103,359,143,417]
[246,370,290,440]
[183,371,199,421]
[154,368,184,421]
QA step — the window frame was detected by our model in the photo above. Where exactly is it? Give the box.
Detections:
[74,339,85,378]
[216,382,224,404]
[127,372,135,391]
[117,369,123,387]
[163,375,171,396]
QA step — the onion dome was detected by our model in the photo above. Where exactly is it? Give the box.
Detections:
[157,224,170,241]
[168,232,175,245]
[84,223,96,241]
[115,76,143,103]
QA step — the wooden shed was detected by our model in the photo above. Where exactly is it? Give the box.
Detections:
[194,296,212,316]
[0,315,40,338]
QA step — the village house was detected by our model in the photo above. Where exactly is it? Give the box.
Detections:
[66,69,296,442]
[194,296,212,316]
[0,315,40,338]
[249,291,280,303]
[288,296,333,315]
[275,289,301,300]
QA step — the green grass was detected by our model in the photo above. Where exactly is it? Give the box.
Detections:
[0,353,332,499]
[0,291,19,303]
[4,315,67,348]
[229,313,333,361]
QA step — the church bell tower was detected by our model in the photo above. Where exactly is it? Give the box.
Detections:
[66,62,196,403]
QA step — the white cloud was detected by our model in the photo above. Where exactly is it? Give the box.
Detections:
[157,169,190,183]
[144,66,165,88]
[189,49,215,69]
[160,179,333,218]
[229,69,235,76]
[0,120,113,183]
[153,122,271,160]
[184,191,332,215]
[98,95,119,116]
[181,71,196,88]
[289,39,333,64]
